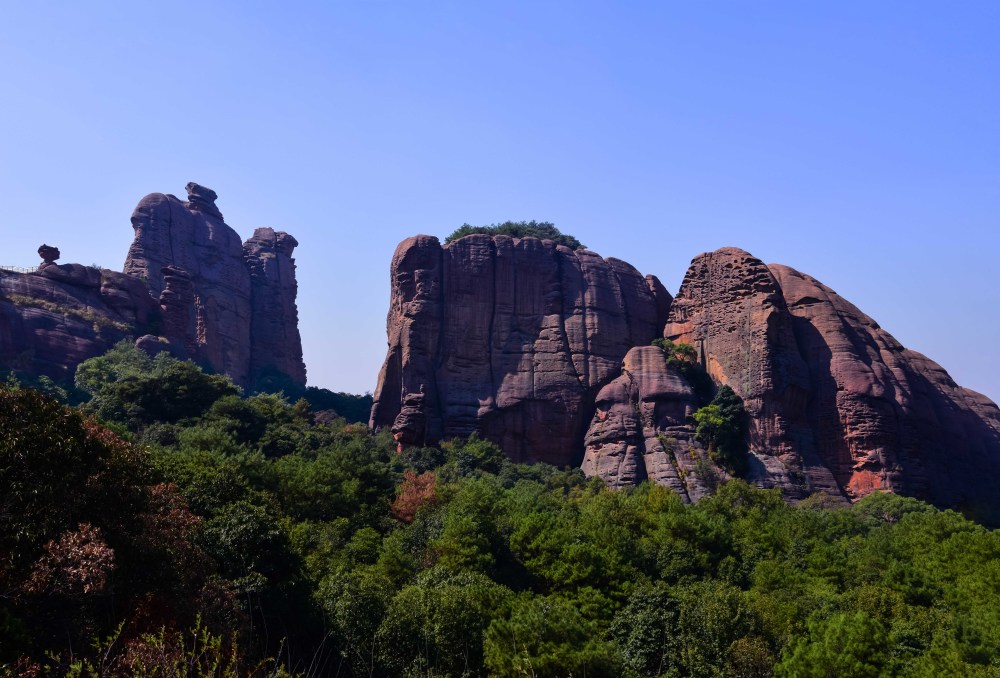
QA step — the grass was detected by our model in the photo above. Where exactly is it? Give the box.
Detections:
[7,294,133,333]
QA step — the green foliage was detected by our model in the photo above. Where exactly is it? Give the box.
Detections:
[303,386,374,424]
[5,352,1000,675]
[445,220,585,249]
[76,342,240,428]
[7,294,132,332]
[652,338,714,402]
[0,385,240,672]
[776,612,889,677]
[484,594,620,677]
[694,385,749,475]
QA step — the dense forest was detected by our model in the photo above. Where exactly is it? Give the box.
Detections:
[1,344,999,676]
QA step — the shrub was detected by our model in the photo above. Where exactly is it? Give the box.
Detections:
[693,386,748,475]
[445,221,585,249]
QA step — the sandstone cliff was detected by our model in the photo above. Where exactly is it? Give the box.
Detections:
[582,345,720,501]
[369,234,672,465]
[373,239,1000,523]
[0,264,158,382]
[1,184,305,390]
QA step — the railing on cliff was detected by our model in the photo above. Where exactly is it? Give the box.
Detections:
[0,265,39,273]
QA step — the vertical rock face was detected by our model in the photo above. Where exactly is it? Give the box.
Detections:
[370,234,671,465]
[582,346,719,500]
[244,227,307,386]
[1,184,305,391]
[125,183,254,385]
[124,184,305,389]
[662,248,828,498]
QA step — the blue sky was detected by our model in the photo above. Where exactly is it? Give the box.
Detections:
[1,2,998,402]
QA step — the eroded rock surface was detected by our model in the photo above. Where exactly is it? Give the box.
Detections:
[374,238,1000,521]
[124,183,254,385]
[1,184,305,390]
[770,264,1000,519]
[370,234,670,465]
[244,227,306,386]
[582,346,719,500]
[0,265,158,382]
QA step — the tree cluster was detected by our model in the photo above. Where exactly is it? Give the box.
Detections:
[444,221,585,249]
[1,343,998,676]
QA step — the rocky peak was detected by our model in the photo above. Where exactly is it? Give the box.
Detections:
[0,184,306,392]
[244,227,306,386]
[183,182,223,220]
[373,238,1000,523]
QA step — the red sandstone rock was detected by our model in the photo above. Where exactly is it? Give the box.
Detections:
[124,184,305,389]
[582,346,719,499]
[124,184,254,385]
[0,266,158,382]
[662,248,829,498]
[370,234,668,465]
[770,264,1000,520]
[244,227,307,386]
[1,184,304,391]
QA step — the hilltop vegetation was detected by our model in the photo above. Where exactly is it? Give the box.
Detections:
[444,220,585,249]
[1,344,998,676]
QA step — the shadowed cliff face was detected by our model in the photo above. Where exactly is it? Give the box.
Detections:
[373,240,1000,524]
[369,234,672,465]
[0,265,159,382]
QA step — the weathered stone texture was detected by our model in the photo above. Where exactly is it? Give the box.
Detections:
[582,346,718,500]
[0,265,157,381]
[244,227,307,386]
[124,183,254,385]
[662,248,824,498]
[770,264,1000,520]
[1,184,305,390]
[375,239,1000,522]
[370,235,668,465]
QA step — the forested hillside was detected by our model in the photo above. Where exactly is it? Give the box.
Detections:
[1,345,998,676]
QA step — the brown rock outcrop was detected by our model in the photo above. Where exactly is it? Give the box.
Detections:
[770,264,1000,520]
[124,183,305,389]
[1,184,305,391]
[244,227,307,386]
[582,346,719,500]
[662,247,835,498]
[370,234,671,465]
[0,265,157,381]
[124,183,254,385]
[375,237,1000,521]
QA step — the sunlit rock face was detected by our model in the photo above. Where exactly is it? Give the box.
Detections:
[0,184,305,390]
[582,346,719,501]
[124,183,305,389]
[374,237,1000,523]
[369,234,671,465]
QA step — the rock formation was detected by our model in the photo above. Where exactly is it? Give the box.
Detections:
[0,264,158,382]
[244,227,307,386]
[582,346,719,501]
[124,183,305,388]
[370,234,672,465]
[644,247,996,521]
[374,238,1000,523]
[124,183,254,385]
[1,184,305,390]
[770,264,1000,518]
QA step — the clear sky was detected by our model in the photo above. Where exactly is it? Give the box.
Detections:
[1,2,998,403]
